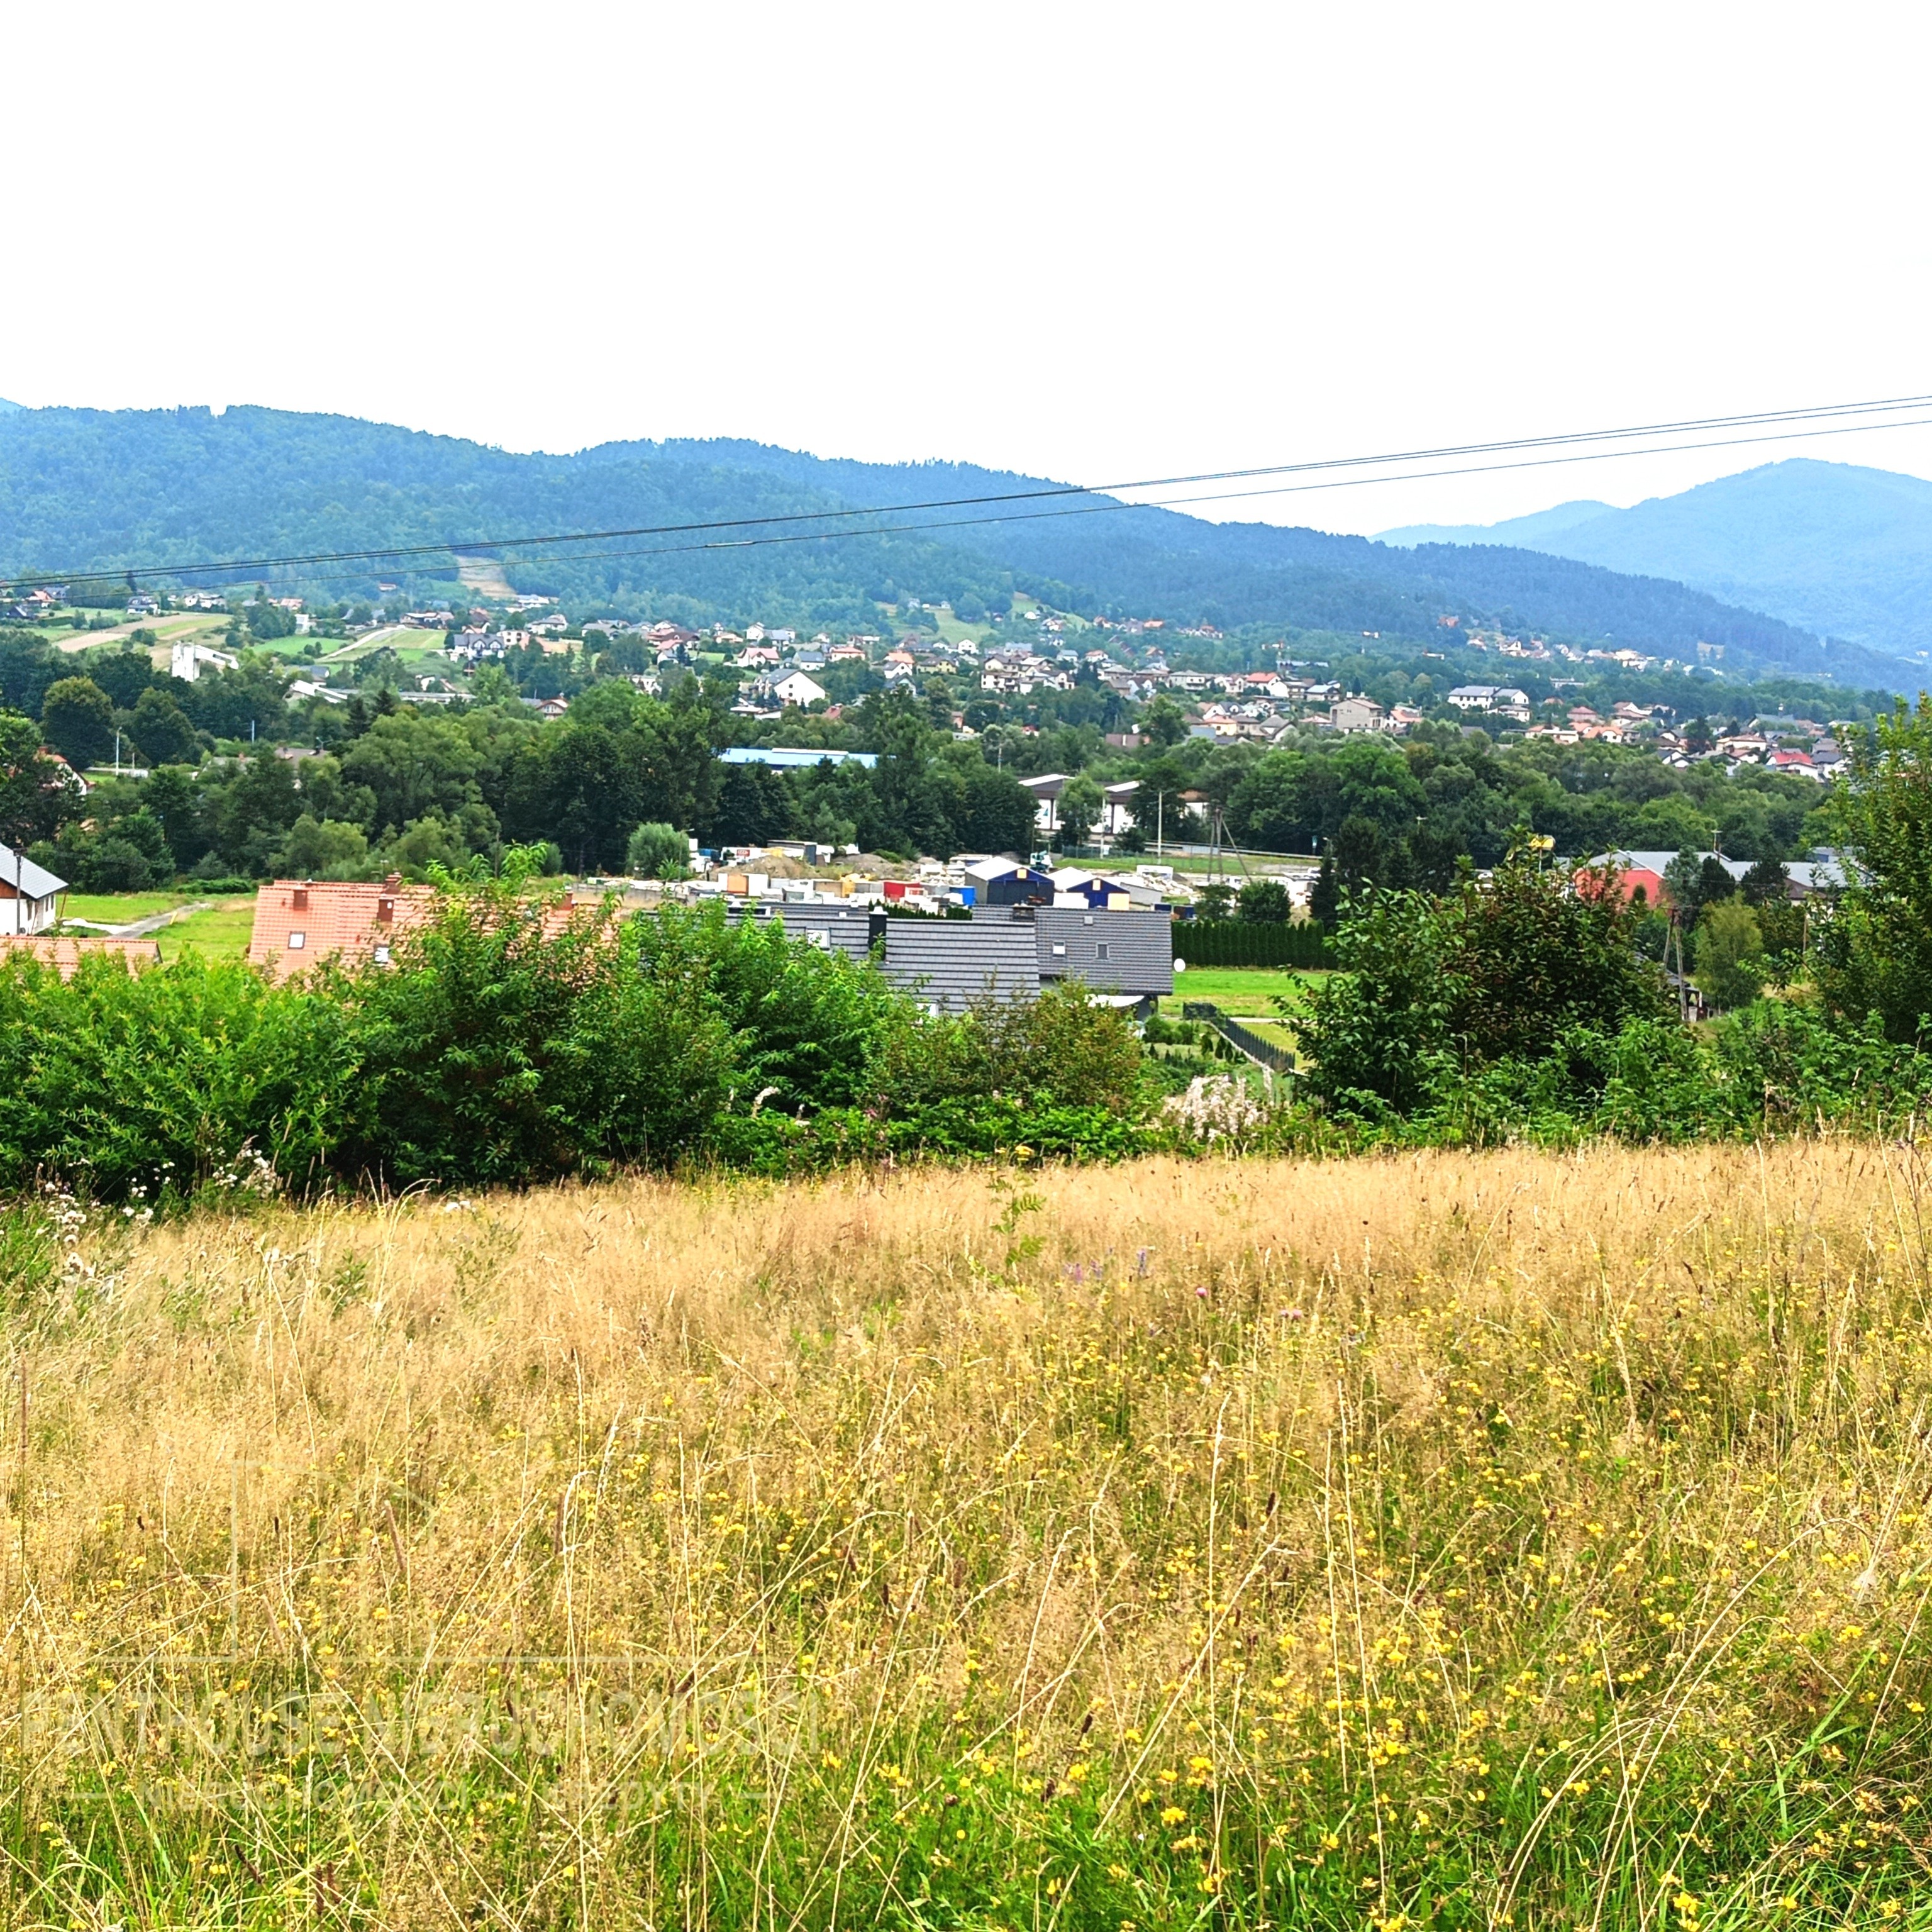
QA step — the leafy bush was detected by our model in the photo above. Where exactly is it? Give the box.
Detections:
[1301,854,1669,1115]
[0,952,355,1199]
[625,819,689,880]
[333,874,736,1187]
[1692,899,1768,1011]
[1817,694,1932,1040]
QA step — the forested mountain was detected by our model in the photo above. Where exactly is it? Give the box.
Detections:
[1380,499,1617,548]
[1380,459,1932,662]
[0,405,1912,686]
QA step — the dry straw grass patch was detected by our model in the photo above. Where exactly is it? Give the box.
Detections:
[3,1141,1931,1929]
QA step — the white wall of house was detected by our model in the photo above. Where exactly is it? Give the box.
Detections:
[0,886,58,935]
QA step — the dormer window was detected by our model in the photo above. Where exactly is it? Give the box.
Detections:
[287,931,306,950]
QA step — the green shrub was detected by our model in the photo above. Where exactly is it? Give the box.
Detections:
[0,952,355,1199]
[1174,918,1329,967]
[1301,854,1669,1116]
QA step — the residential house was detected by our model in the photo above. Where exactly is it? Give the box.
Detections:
[1579,850,1750,909]
[1029,906,1172,1010]
[0,841,65,935]
[1448,685,1530,713]
[1330,696,1387,733]
[1785,851,1858,896]
[770,670,828,708]
[247,878,435,982]
[885,918,1040,1013]
[1101,779,1140,835]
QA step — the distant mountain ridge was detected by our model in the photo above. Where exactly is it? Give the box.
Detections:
[1379,458,1932,660]
[1380,499,1618,548]
[0,404,1915,687]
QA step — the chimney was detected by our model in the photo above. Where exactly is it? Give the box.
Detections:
[384,872,402,889]
[292,884,310,911]
[376,896,394,926]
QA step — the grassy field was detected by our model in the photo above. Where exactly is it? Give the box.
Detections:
[56,614,230,657]
[1163,965,1321,1014]
[153,895,257,961]
[4,1143,1929,1928]
[52,891,256,960]
[55,891,204,927]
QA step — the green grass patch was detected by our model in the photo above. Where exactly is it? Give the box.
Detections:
[1163,966,1323,1014]
[55,891,202,926]
[155,897,257,962]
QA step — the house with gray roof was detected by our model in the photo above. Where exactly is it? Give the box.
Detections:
[0,841,65,935]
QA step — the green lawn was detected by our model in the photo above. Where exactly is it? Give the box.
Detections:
[56,891,204,927]
[155,898,257,962]
[1162,966,1324,1014]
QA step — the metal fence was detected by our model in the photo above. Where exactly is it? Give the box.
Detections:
[1182,1002,1297,1074]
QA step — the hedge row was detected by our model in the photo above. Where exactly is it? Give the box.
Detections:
[1172,919,1331,968]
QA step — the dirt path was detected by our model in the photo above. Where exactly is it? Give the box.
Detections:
[65,900,213,936]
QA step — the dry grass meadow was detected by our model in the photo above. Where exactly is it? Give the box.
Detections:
[4,1143,1932,1929]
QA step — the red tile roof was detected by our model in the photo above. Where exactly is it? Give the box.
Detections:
[247,879,434,981]
[0,935,163,979]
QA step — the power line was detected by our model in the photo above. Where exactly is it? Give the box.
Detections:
[6,389,1931,592]
[87,403,1932,602]
[267,406,1932,591]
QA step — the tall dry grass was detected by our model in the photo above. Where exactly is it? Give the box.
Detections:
[3,1143,1931,1929]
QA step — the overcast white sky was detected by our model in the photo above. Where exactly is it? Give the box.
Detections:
[6,0,1932,535]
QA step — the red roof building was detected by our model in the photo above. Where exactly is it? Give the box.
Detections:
[247,878,433,981]
[0,935,162,979]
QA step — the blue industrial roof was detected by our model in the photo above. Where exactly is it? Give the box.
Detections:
[719,746,878,770]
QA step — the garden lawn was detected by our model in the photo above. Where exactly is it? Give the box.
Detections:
[152,896,257,962]
[54,890,203,927]
[1161,965,1323,1014]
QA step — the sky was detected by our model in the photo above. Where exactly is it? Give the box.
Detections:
[6,0,1932,536]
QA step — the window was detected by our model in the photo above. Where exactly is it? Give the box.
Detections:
[1052,942,1067,957]
[1096,942,1112,960]
[287,931,306,950]
[373,944,392,966]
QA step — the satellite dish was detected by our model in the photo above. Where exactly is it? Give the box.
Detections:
[1174,958,1187,972]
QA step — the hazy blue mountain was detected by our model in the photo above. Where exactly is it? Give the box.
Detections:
[0,404,1914,686]
[1379,499,1617,548]
[1379,459,1932,661]
[0,399,21,413]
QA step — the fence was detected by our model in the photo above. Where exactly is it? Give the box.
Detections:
[1172,919,1330,969]
[1182,1002,1297,1075]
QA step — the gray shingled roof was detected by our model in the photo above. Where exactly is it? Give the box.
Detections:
[0,841,66,900]
[1033,907,1173,997]
[726,902,876,962]
[882,920,1039,1013]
